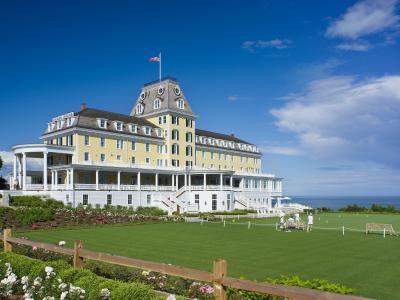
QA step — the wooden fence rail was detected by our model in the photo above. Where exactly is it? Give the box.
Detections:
[1,229,372,300]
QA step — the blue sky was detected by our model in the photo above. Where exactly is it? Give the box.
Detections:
[1,0,399,196]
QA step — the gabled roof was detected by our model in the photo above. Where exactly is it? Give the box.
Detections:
[130,77,195,117]
[195,129,254,145]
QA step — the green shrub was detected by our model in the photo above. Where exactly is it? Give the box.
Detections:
[111,281,153,300]
[135,206,167,216]
[10,196,64,209]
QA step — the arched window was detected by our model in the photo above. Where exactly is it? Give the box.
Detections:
[177,98,185,109]
[186,132,192,142]
[153,98,161,109]
[172,143,179,155]
[136,103,144,114]
[172,129,179,141]
[186,145,192,157]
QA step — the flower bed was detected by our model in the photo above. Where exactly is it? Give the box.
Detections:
[0,252,177,300]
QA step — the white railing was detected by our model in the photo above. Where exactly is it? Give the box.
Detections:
[158,186,174,191]
[79,161,182,171]
[74,184,97,190]
[24,184,44,190]
[120,185,138,191]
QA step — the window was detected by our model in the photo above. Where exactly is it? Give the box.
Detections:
[67,135,73,146]
[157,145,163,153]
[128,194,132,205]
[144,127,151,135]
[100,154,105,162]
[172,129,179,140]
[172,143,179,155]
[83,194,88,206]
[186,145,192,156]
[154,98,161,109]
[156,129,162,137]
[218,153,221,160]
[186,132,192,142]
[115,122,123,131]
[195,194,199,208]
[107,194,112,205]
[145,143,150,152]
[84,152,90,161]
[57,137,63,146]
[136,103,144,114]
[158,116,162,125]
[163,115,167,124]
[145,157,150,164]
[146,194,151,205]
[157,159,163,166]
[100,137,105,147]
[202,151,205,159]
[211,152,214,159]
[130,124,137,133]
[116,155,121,161]
[177,98,185,109]
[131,156,136,164]
[186,160,192,167]
[99,119,107,128]
[116,139,123,149]
[212,194,217,211]
[185,119,193,128]
[172,159,179,167]
[171,116,179,125]
[84,135,90,145]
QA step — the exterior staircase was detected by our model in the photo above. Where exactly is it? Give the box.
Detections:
[234,194,249,209]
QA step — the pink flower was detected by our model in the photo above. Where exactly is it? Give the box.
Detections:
[32,246,37,251]
[167,295,176,300]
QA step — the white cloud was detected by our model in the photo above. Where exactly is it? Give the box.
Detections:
[271,75,400,167]
[261,146,303,156]
[242,39,293,52]
[0,151,14,166]
[227,95,248,101]
[336,41,371,51]
[326,0,399,39]
[0,150,43,175]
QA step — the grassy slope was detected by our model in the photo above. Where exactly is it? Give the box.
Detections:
[16,213,400,300]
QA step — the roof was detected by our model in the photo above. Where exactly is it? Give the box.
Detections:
[130,78,195,117]
[195,129,254,145]
[43,108,162,139]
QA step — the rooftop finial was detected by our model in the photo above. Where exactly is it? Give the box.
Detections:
[80,102,87,111]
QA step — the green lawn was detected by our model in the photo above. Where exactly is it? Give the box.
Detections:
[16,213,400,300]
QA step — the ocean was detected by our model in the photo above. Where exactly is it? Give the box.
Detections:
[288,196,400,210]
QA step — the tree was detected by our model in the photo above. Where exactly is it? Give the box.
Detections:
[0,156,10,190]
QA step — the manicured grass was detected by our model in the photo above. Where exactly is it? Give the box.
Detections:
[16,213,400,300]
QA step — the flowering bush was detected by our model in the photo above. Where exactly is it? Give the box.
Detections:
[0,252,153,299]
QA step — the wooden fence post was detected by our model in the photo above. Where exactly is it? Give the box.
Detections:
[73,240,84,269]
[213,259,227,300]
[3,228,12,252]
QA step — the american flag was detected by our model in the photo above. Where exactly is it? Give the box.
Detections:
[149,55,160,62]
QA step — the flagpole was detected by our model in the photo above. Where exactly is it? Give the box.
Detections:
[159,52,162,82]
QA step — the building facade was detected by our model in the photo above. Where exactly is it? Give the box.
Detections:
[9,77,283,213]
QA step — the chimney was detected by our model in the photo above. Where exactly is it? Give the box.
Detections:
[230,133,235,137]
[80,102,87,111]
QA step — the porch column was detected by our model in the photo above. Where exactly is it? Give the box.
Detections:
[220,173,223,191]
[188,174,191,192]
[259,179,262,191]
[55,170,58,190]
[22,152,27,190]
[155,173,158,191]
[203,173,206,191]
[66,169,70,189]
[241,178,244,192]
[51,171,54,190]
[70,168,74,190]
[95,170,99,190]
[12,155,17,190]
[43,152,48,191]
[230,176,233,189]
[17,155,22,188]
[137,172,141,191]
[171,174,175,191]
[184,173,187,190]
[175,175,179,190]
[117,171,121,190]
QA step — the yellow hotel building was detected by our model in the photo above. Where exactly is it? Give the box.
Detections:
[10,77,283,212]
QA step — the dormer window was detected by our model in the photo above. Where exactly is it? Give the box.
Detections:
[136,103,144,114]
[154,98,161,109]
[140,91,146,100]
[177,98,185,109]
[157,86,165,95]
[114,121,123,131]
[156,128,162,137]
[98,119,107,129]
[209,138,215,146]
[56,120,64,130]
[129,124,137,133]
[174,86,181,95]
[66,117,74,127]
[47,123,52,132]
[143,126,151,135]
